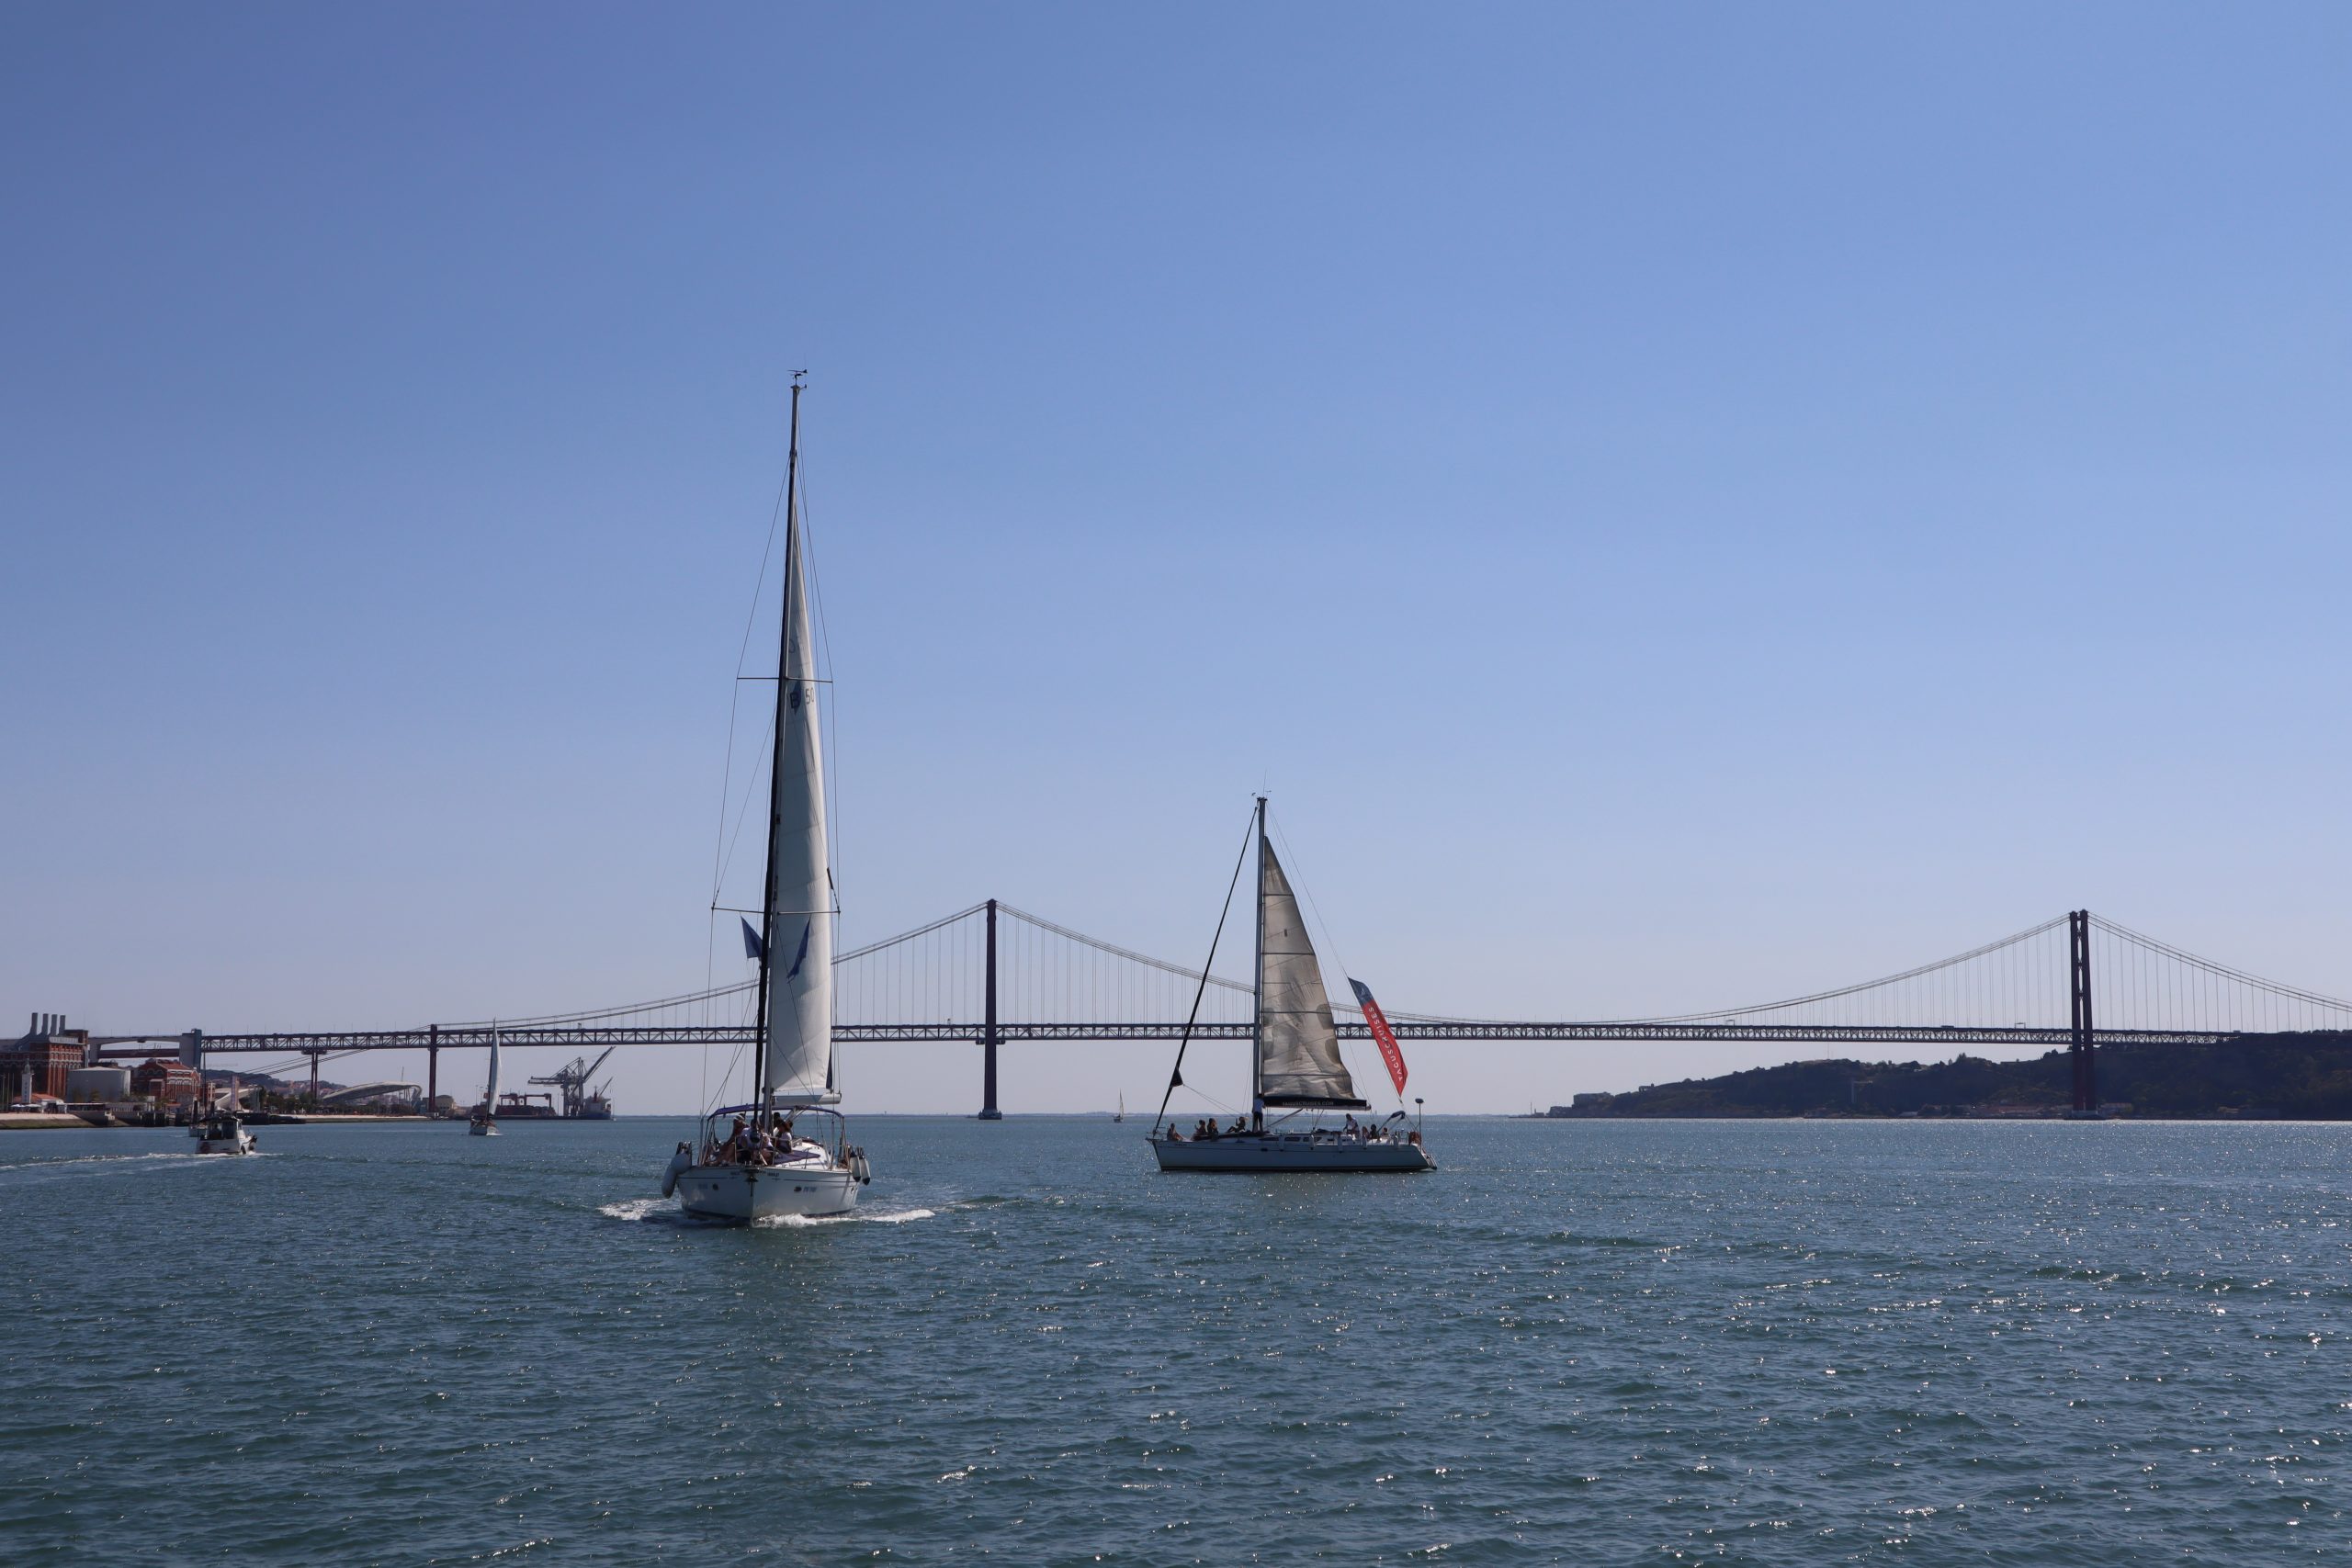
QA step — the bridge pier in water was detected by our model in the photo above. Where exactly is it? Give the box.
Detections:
[2069,908,2098,1114]
[978,898,1002,1119]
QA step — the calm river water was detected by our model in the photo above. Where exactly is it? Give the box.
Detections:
[3,1116,2347,1563]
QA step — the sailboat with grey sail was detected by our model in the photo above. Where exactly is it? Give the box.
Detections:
[1149,798,1431,1172]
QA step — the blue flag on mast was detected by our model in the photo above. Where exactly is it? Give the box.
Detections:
[741,918,764,962]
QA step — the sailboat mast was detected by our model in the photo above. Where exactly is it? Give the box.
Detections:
[1251,794,1267,1132]
[750,378,806,1098]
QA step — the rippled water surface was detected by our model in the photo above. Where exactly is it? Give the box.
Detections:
[6,1117,2351,1563]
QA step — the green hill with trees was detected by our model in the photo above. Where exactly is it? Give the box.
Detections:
[1548,1033,2352,1119]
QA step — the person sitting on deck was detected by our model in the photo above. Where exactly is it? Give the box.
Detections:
[1193,1119,1214,1140]
[1164,1125,1183,1142]
[1229,1115,1250,1136]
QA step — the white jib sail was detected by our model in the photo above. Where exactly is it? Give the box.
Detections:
[1257,835,1361,1105]
[763,513,837,1101]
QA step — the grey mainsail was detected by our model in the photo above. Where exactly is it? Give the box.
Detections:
[1257,835,1366,1108]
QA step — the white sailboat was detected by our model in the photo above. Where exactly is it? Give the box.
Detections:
[662,378,872,1223]
[1149,798,1432,1173]
[469,1025,501,1135]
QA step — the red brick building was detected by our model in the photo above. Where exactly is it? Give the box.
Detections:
[4,1038,86,1101]
[131,1058,202,1102]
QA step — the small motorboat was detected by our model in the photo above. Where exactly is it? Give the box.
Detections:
[195,1110,257,1156]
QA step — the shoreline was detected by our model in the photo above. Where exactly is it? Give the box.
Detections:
[0,1113,451,1132]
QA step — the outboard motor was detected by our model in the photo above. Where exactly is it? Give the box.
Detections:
[662,1141,693,1198]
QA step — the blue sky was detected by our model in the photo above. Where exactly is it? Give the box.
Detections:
[6,4,2348,1114]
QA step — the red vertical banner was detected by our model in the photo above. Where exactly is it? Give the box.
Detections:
[1349,978,1408,1097]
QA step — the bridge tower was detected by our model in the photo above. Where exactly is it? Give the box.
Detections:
[2068,909,2098,1114]
[978,898,1003,1120]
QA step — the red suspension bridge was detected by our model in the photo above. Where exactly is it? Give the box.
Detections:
[78,903,2352,1115]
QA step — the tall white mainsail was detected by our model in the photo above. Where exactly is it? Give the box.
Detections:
[1256,833,1364,1107]
[761,505,837,1102]
[483,1027,501,1110]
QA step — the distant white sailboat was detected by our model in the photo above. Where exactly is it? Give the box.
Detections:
[1114,1092,1125,1123]
[469,1025,501,1135]
[662,378,873,1222]
[1149,797,1431,1173]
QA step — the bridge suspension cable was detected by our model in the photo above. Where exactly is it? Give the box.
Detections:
[144,903,2352,1082]
[993,903,1251,992]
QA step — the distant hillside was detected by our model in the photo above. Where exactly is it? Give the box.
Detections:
[1548,1033,2352,1119]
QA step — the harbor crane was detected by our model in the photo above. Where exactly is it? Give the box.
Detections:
[528,1048,616,1119]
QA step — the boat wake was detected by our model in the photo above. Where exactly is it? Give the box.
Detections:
[758,1206,936,1228]
[0,1149,265,1176]
[597,1194,939,1228]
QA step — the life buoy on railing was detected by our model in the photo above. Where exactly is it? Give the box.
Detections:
[662,1142,692,1198]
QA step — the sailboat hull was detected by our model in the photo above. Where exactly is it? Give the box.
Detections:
[1150,1134,1432,1173]
[673,1163,861,1222]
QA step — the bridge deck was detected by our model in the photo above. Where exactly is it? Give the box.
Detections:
[96,1021,2247,1055]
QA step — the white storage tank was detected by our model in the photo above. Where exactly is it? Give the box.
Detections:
[66,1066,131,1102]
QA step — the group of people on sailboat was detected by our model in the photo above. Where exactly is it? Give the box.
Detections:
[1165,1111,1413,1146]
[708,1111,814,1168]
[1337,1112,1413,1145]
[1165,1116,1253,1143]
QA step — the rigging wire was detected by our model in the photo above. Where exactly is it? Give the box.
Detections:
[1153,805,1259,1134]
[707,434,795,907]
